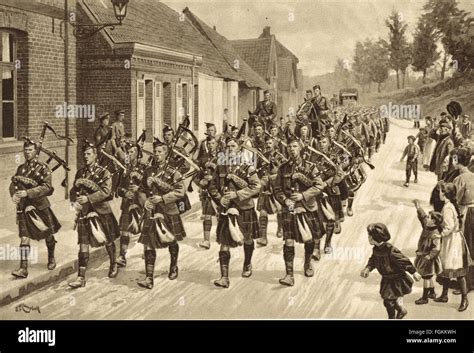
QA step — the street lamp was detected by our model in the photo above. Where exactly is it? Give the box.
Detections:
[70,0,129,39]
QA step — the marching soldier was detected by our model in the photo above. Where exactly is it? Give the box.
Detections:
[309,85,331,136]
[9,139,62,278]
[253,90,277,130]
[274,137,326,286]
[69,142,121,288]
[208,137,262,288]
[136,139,187,289]
[115,142,145,267]
[193,135,219,250]
[252,122,266,151]
[194,122,217,161]
[315,134,345,255]
[256,136,285,245]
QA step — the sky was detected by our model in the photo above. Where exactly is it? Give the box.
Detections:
[163,0,474,77]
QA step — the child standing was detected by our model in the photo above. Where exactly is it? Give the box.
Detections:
[361,223,421,319]
[412,200,443,304]
[400,135,420,187]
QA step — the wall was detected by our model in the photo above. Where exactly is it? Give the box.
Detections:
[0,1,77,222]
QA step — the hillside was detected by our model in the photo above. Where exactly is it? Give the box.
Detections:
[362,74,474,121]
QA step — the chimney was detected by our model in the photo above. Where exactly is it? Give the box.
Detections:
[261,26,271,38]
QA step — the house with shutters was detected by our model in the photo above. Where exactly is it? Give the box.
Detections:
[231,26,303,119]
[0,0,270,220]
[77,0,268,142]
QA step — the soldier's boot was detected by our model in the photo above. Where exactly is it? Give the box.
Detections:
[105,243,118,278]
[279,245,295,286]
[69,252,89,288]
[46,236,57,270]
[312,240,321,261]
[12,245,30,279]
[257,215,268,246]
[214,251,230,288]
[198,219,212,249]
[334,220,341,234]
[116,233,130,268]
[347,197,354,217]
[138,249,156,289]
[324,222,335,254]
[427,287,436,299]
[242,242,254,278]
[415,288,429,305]
[304,241,315,277]
[168,243,179,280]
[276,213,283,238]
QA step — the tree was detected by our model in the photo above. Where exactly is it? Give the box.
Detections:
[352,40,372,92]
[423,0,474,77]
[367,39,391,93]
[412,15,440,83]
[386,10,411,89]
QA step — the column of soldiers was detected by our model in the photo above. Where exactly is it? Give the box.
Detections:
[9,87,389,290]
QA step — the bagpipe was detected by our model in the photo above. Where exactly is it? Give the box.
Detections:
[121,130,147,235]
[140,117,200,244]
[73,145,112,245]
[12,122,72,237]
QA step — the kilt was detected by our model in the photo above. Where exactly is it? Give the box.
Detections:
[338,179,349,201]
[282,210,325,243]
[18,207,61,241]
[77,212,120,248]
[256,193,279,214]
[139,213,186,249]
[326,194,344,221]
[200,193,216,217]
[119,206,143,233]
[216,208,259,248]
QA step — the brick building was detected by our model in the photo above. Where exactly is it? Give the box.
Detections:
[0,0,77,218]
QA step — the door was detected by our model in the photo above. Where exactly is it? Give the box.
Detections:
[136,80,145,139]
[154,82,162,139]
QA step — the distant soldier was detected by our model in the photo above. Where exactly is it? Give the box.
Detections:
[309,85,331,136]
[253,90,277,130]
[111,109,126,154]
[94,113,113,154]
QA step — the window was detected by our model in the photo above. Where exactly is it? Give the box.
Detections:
[0,31,15,140]
[273,61,276,77]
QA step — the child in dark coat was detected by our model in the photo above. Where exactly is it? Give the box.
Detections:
[412,200,443,305]
[361,223,421,319]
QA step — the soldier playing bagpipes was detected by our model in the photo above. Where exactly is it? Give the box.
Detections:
[136,138,187,289]
[68,141,121,288]
[208,136,262,288]
[162,124,194,214]
[256,135,287,246]
[115,130,147,267]
[274,136,327,286]
[191,134,219,250]
[9,123,70,278]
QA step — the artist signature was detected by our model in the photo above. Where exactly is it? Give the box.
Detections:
[15,303,41,314]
